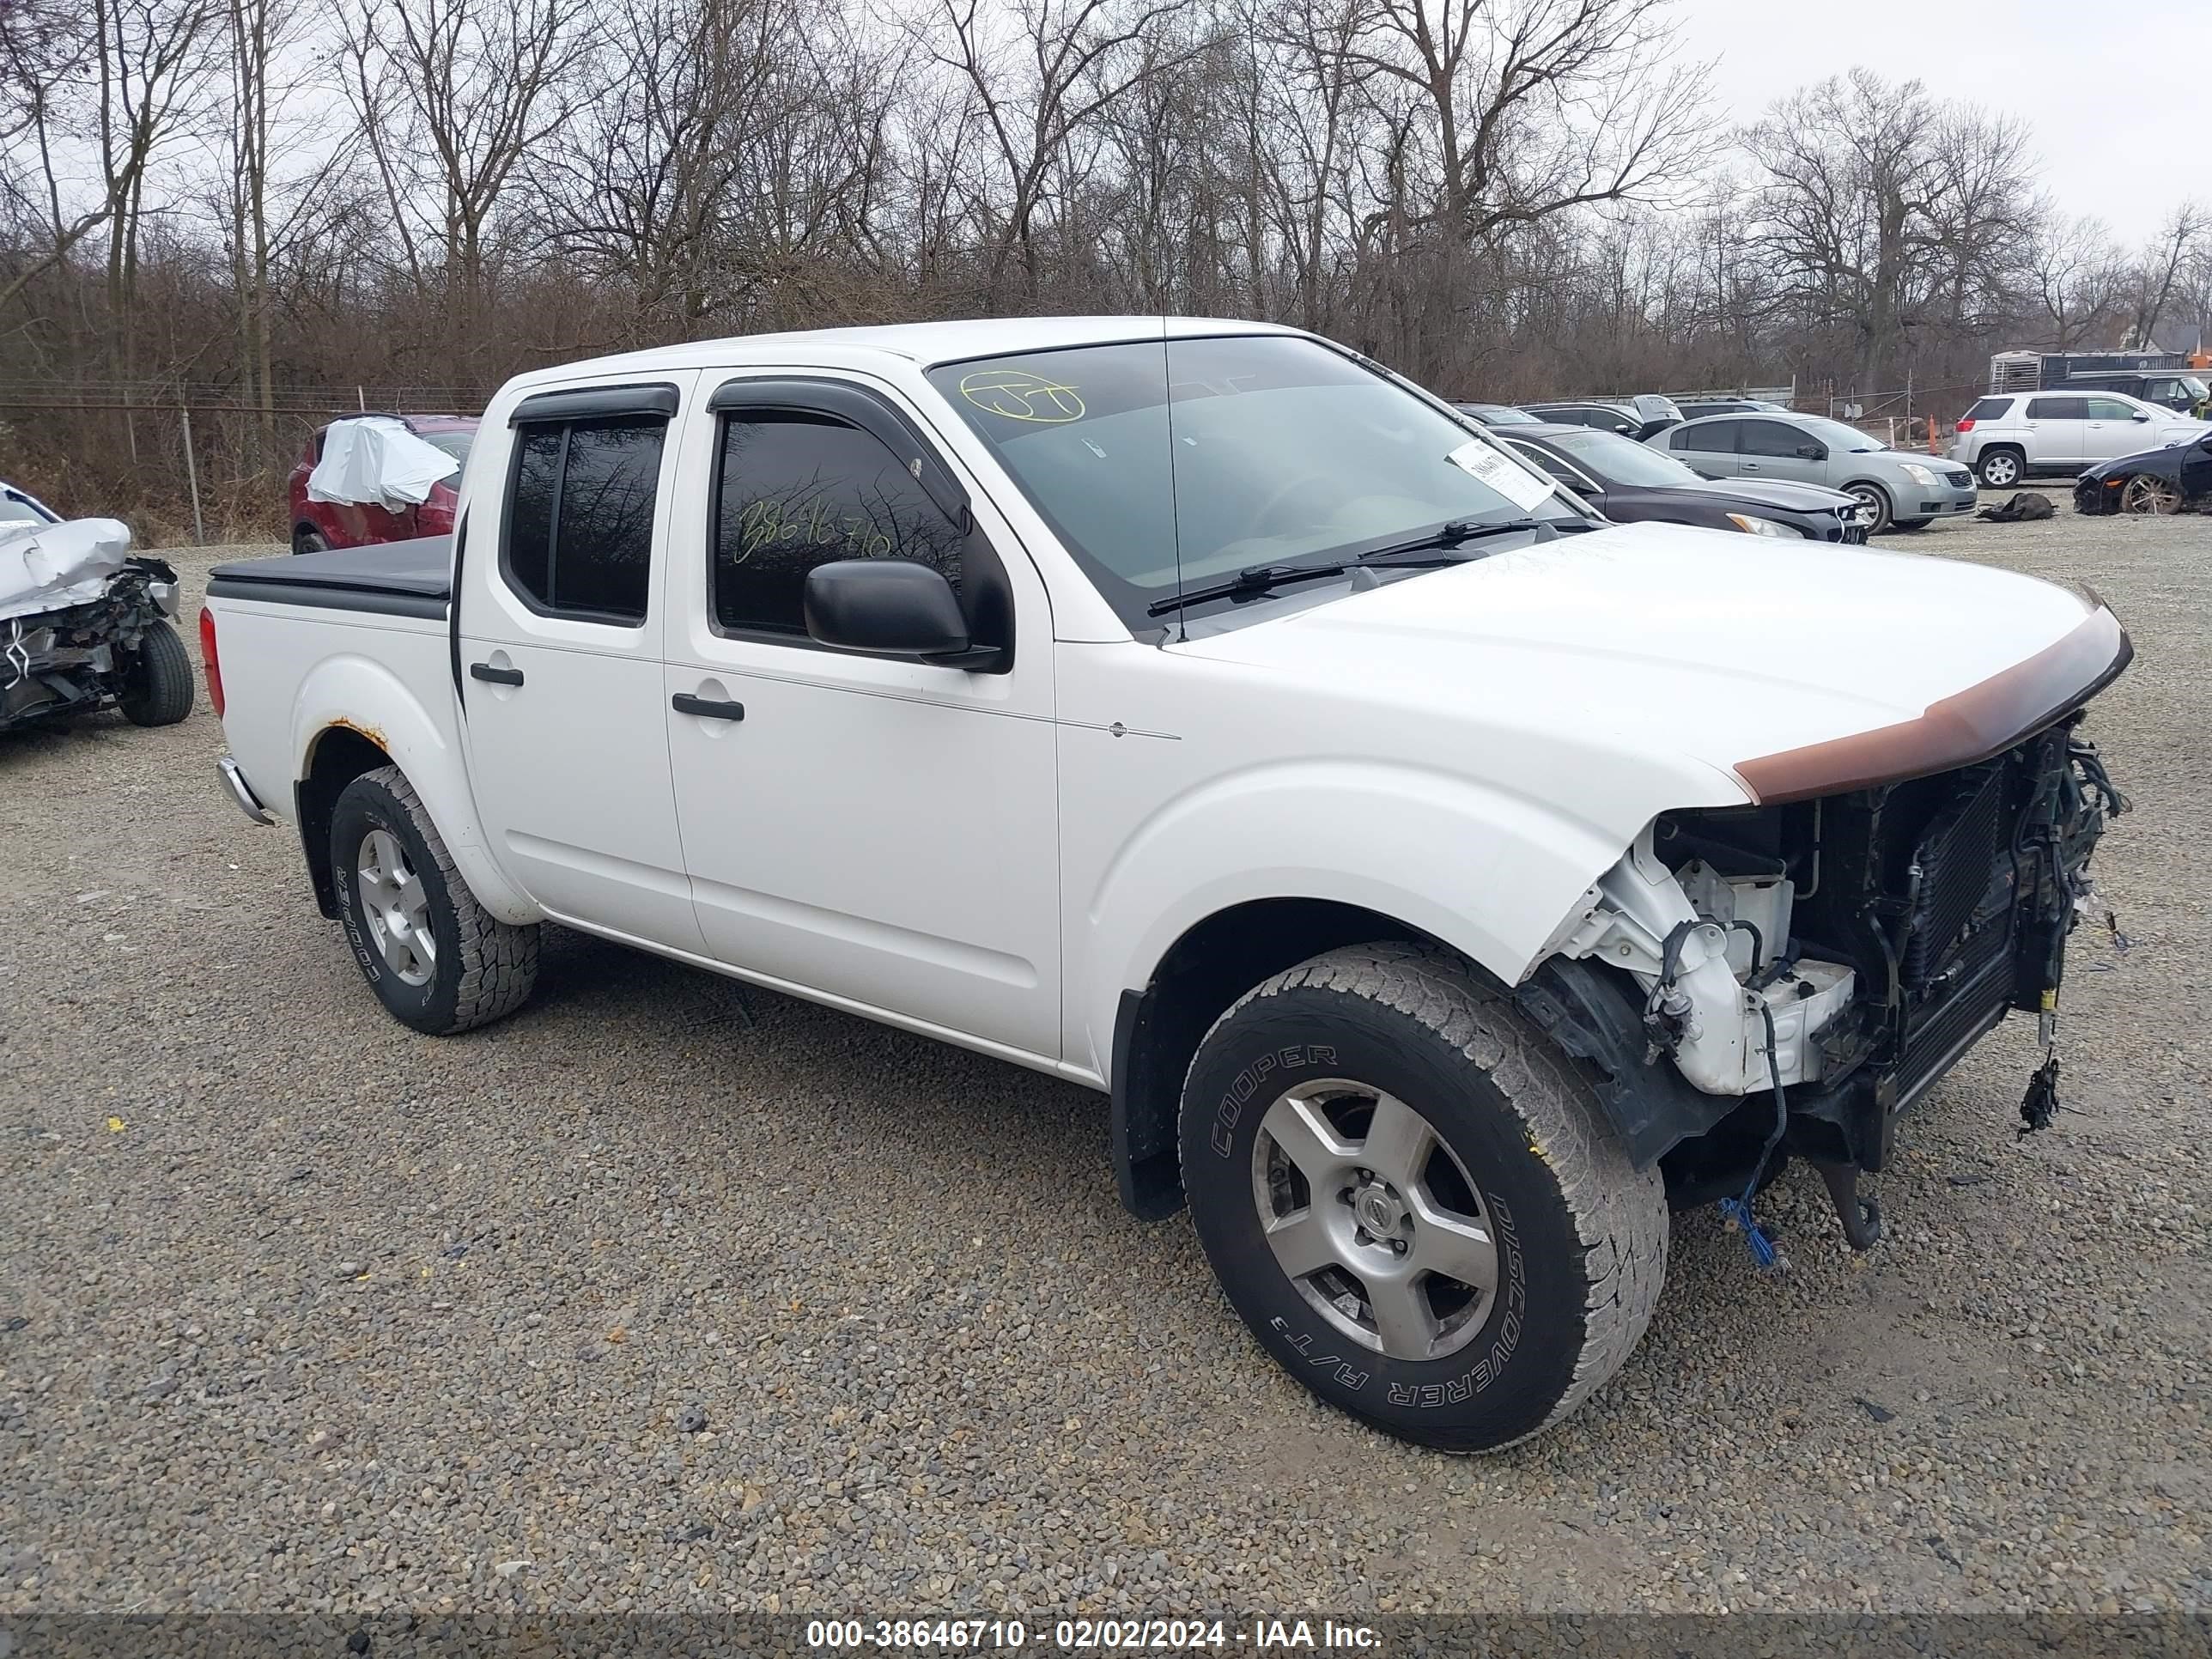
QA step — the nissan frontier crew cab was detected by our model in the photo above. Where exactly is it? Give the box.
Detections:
[202,318,2130,1452]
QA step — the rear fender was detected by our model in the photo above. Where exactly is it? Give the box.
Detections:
[291,653,537,925]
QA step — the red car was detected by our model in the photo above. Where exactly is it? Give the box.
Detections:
[288,415,478,555]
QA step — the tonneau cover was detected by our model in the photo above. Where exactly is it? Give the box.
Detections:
[208,536,452,618]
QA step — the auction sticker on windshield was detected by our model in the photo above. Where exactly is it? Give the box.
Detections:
[1447,439,1555,512]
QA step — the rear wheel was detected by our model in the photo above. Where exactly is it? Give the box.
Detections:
[1976,448,2024,489]
[2122,474,2184,515]
[1179,941,1667,1452]
[330,765,538,1034]
[118,619,195,726]
[1845,482,1893,534]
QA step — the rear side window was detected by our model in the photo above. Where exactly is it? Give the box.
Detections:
[504,415,668,623]
[2027,397,2087,420]
[1675,419,1740,453]
[1964,398,2012,422]
[713,412,965,637]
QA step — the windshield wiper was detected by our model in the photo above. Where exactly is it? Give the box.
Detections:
[1355,515,1592,564]
[1145,517,1589,617]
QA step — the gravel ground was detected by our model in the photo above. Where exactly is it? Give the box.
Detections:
[2,498,2208,1620]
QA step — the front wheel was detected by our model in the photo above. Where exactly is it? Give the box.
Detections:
[118,619,195,726]
[1179,942,1667,1452]
[1845,482,1893,534]
[330,765,539,1034]
[2122,474,2183,515]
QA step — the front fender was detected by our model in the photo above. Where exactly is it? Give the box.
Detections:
[292,653,538,925]
[1079,758,1661,1079]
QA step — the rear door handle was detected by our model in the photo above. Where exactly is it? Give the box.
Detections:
[470,662,524,686]
[672,692,744,722]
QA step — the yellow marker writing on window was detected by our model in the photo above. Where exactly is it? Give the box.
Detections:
[958,369,1085,423]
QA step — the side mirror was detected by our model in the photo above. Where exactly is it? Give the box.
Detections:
[1796,442,1826,460]
[2132,411,2151,422]
[804,559,1002,670]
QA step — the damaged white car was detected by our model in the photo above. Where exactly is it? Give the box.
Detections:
[2,498,193,734]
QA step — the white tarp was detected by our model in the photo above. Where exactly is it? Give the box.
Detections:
[0,517,134,624]
[307,416,460,512]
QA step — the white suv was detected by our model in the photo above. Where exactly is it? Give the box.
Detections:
[1952,390,2210,488]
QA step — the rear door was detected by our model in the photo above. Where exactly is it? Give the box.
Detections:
[1669,418,1741,477]
[2023,396,2087,465]
[2082,396,2152,459]
[659,374,1061,1058]
[457,376,707,955]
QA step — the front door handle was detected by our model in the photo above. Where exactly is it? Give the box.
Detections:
[470,662,524,686]
[672,692,745,722]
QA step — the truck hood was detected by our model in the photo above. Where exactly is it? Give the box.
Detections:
[1181,520,2129,804]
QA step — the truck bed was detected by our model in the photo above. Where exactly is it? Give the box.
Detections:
[206,537,452,619]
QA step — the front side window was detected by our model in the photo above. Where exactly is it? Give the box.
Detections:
[2085,398,2138,422]
[504,414,667,623]
[1741,420,1809,458]
[713,411,964,636]
[925,335,1583,630]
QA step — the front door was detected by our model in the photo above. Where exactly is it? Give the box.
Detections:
[459,378,707,956]
[662,376,1060,1060]
[1736,417,1825,484]
[2081,397,2153,459]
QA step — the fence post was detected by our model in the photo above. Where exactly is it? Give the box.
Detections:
[180,406,207,546]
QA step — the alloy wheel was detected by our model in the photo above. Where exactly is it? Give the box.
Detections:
[1249,1079,1499,1362]
[2121,474,2183,515]
[356,828,437,986]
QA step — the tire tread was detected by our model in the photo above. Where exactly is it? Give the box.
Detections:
[359,764,538,1032]
[1195,939,1667,1449]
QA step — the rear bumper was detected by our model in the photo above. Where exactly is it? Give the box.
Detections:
[217,754,275,825]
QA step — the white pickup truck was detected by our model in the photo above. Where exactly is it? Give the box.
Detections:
[203,318,2130,1451]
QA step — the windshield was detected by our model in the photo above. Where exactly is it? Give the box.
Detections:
[1795,415,1881,453]
[1547,428,1702,487]
[2183,377,2209,401]
[927,335,1580,628]
[0,488,55,525]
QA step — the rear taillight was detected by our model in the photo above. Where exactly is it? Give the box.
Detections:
[198,607,225,718]
[1954,417,1976,432]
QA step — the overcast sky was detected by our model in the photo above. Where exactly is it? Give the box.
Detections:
[1679,0,2209,245]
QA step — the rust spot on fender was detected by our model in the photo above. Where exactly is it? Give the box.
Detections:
[327,715,388,750]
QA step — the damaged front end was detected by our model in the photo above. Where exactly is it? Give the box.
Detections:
[2,549,183,732]
[1517,715,2129,1249]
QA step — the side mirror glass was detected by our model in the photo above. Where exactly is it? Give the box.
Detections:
[805,559,989,665]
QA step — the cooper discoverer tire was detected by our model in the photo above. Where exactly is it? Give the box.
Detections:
[1179,941,1667,1452]
[118,618,195,726]
[330,764,538,1035]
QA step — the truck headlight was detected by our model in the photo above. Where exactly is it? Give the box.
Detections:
[1725,513,1800,538]
[1900,462,1938,489]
